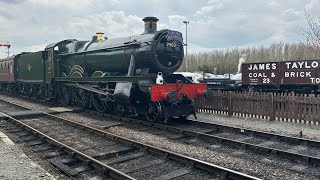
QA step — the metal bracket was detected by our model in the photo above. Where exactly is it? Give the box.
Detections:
[75,83,108,96]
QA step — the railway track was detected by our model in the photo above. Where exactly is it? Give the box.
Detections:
[0,98,259,179]
[79,111,320,175]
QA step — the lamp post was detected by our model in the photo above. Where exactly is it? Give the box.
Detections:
[183,20,189,71]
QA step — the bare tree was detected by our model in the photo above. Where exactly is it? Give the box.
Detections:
[303,11,320,58]
[178,42,317,74]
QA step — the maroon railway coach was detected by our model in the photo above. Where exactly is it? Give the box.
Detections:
[0,56,15,83]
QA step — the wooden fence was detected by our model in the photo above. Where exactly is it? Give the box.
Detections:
[195,91,320,125]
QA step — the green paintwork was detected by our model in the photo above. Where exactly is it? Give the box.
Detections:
[17,51,44,83]
[43,40,77,82]
[60,48,127,76]
[85,50,128,72]
[58,36,140,77]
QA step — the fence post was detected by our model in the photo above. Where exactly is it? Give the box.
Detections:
[228,92,232,116]
[269,93,275,121]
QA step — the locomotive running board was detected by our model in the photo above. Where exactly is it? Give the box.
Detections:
[54,76,155,83]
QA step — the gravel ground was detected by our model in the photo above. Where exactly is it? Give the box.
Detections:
[0,102,25,113]
[15,143,72,180]
[1,93,320,179]
[1,124,72,180]
[23,116,219,179]
[56,112,319,179]
[0,94,50,109]
[192,113,320,141]
[1,93,319,141]
[106,126,318,180]
[0,135,55,180]
[57,112,106,125]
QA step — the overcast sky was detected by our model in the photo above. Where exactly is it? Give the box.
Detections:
[0,0,319,58]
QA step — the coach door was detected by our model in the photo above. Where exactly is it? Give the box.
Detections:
[8,61,11,80]
[6,62,9,80]
[6,62,11,81]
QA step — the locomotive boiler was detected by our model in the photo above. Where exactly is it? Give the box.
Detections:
[59,17,183,76]
[0,16,210,123]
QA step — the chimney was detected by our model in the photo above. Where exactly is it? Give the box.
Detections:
[142,16,159,33]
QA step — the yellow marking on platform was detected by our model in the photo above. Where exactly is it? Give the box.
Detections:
[0,130,15,145]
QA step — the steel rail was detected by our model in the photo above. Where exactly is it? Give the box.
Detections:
[2,96,320,167]
[89,112,320,167]
[0,97,260,180]
[44,113,260,180]
[0,111,136,180]
[186,119,320,148]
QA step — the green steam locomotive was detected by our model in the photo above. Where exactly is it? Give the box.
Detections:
[0,17,209,123]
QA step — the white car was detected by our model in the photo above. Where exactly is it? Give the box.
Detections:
[174,72,203,83]
[204,73,225,79]
[231,73,242,81]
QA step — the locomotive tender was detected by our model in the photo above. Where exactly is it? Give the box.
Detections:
[0,17,210,122]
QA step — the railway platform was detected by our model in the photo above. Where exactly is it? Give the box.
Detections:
[0,130,55,180]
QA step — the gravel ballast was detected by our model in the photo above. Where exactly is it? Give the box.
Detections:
[57,112,318,179]
[2,93,319,141]
[192,113,320,141]
[0,94,50,109]
[107,126,317,180]
[1,94,320,179]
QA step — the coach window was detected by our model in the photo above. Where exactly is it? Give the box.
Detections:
[53,46,59,57]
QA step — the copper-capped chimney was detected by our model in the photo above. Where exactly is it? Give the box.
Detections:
[142,16,159,33]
